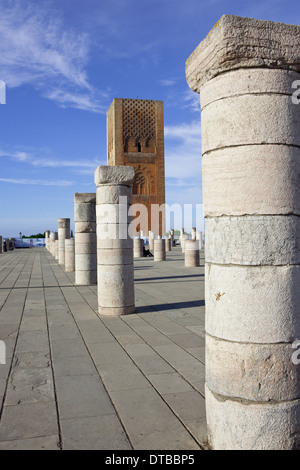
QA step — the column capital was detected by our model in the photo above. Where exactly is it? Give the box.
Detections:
[94,165,135,187]
[186,15,300,92]
[74,193,96,203]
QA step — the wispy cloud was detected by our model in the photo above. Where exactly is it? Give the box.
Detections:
[0,147,101,169]
[158,78,178,87]
[0,177,73,186]
[182,89,201,113]
[165,120,201,146]
[43,89,107,114]
[0,0,106,112]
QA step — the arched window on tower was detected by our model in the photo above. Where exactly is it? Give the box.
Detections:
[133,172,149,195]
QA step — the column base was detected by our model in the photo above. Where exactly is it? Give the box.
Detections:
[98,305,136,316]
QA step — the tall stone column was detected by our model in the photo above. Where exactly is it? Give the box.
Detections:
[149,231,155,252]
[58,218,70,266]
[45,230,50,251]
[49,232,57,256]
[186,15,300,450]
[55,240,59,260]
[94,166,135,316]
[180,228,184,245]
[74,193,97,285]
[196,231,202,249]
[65,239,75,272]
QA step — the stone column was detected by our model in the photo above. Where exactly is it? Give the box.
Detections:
[55,240,59,260]
[184,240,199,267]
[165,237,171,252]
[181,234,189,253]
[65,239,75,272]
[180,228,184,245]
[94,165,135,316]
[154,239,166,261]
[186,15,300,450]
[170,229,174,246]
[133,238,144,258]
[149,231,155,252]
[58,218,70,266]
[74,193,97,285]
[49,232,57,256]
[45,230,50,251]
[196,231,203,249]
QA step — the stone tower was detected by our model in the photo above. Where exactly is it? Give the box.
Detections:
[106,98,165,236]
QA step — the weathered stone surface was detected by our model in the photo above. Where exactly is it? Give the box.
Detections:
[75,270,96,286]
[75,254,97,271]
[96,223,131,242]
[98,248,133,265]
[133,238,144,258]
[154,239,166,261]
[206,334,300,402]
[205,263,300,343]
[74,193,96,285]
[74,193,96,204]
[200,68,299,109]
[184,240,199,267]
[201,93,300,154]
[74,233,96,245]
[74,204,96,224]
[96,185,132,205]
[96,234,133,250]
[65,239,75,272]
[58,218,70,266]
[97,265,135,308]
[202,145,300,217]
[206,385,300,450]
[74,222,96,234]
[205,216,300,266]
[96,204,130,225]
[186,14,300,451]
[186,15,300,92]
[94,165,135,187]
[58,218,70,230]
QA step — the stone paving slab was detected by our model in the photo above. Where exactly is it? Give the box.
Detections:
[0,246,206,450]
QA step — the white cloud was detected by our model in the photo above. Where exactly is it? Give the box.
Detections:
[182,89,201,113]
[165,120,201,146]
[0,0,105,112]
[158,78,178,87]
[0,177,73,186]
[0,147,102,169]
[43,88,107,114]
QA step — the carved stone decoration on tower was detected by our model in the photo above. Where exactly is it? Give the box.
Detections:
[106,98,166,236]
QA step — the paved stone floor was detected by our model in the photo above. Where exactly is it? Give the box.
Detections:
[0,246,206,450]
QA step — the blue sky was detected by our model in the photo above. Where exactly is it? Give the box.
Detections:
[0,0,298,237]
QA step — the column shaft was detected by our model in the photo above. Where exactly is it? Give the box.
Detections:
[186,15,300,450]
[58,218,70,266]
[74,193,96,285]
[95,166,135,316]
